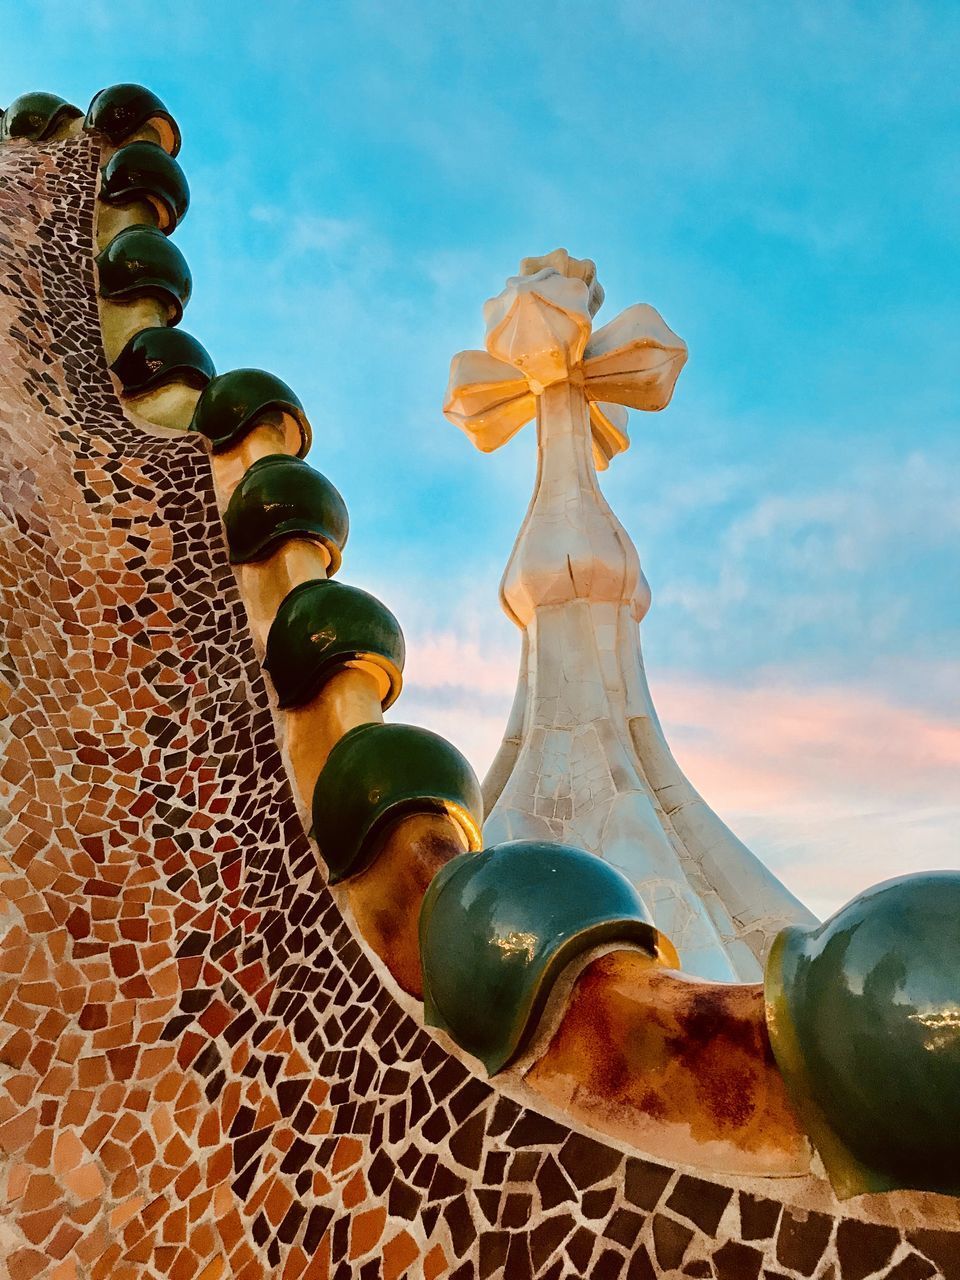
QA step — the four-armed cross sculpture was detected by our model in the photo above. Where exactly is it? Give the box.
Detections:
[444,250,814,981]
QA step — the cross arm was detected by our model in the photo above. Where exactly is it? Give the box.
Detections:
[442,349,535,452]
[582,304,688,412]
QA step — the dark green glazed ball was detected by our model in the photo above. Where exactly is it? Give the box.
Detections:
[224,455,348,571]
[419,840,658,1074]
[100,141,189,233]
[85,83,181,155]
[264,580,402,711]
[95,225,191,323]
[110,327,215,396]
[189,369,311,456]
[0,92,82,142]
[765,871,960,1198]
[312,722,483,885]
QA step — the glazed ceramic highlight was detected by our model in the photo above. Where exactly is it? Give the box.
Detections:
[765,871,960,1199]
[312,722,483,883]
[224,454,349,570]
[420,839,661,1074]
[110,326,215,395]
[190,367,312,455]
[264,579,403,710]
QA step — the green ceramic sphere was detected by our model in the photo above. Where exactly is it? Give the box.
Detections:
[312,722,483,885]
[224,455,348,571]
[0,92,82,142]
[265,580,402,711]
[419,840,659,1075]
[85,84,181,155]
[189,368,311,456]
[110,327,215,397]
[100,141,189,233]
[95,225,191,323]
[765,871,960,1198]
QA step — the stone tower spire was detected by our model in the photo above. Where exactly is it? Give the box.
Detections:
[444,250,815,981]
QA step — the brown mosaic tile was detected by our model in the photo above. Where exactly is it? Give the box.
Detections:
[908,1229,960,1278]
[885,1252,937,1280]
[775,1209,834,1276]
[667,1174,733,1235]
[835,1219,902,1280]
[739,1192,782,1242]
[652,1212,694,1270]
[713,1239,764,1280]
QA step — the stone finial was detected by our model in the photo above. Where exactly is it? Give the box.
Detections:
[443,247,687,468]
[443,250,817,983]
[518,248,604,316]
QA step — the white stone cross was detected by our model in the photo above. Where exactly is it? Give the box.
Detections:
[443,247,685,469]
[444,250,815,982]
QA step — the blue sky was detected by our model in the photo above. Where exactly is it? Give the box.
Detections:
[4,1,959,914]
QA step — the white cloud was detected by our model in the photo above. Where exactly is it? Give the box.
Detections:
[747,203,874,257]
[649,446,960,664]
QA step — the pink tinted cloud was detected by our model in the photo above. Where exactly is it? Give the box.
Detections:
[654,672,960,914]
[400,630,960,915]
[405,632,520,700]
[657,673,960,812]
